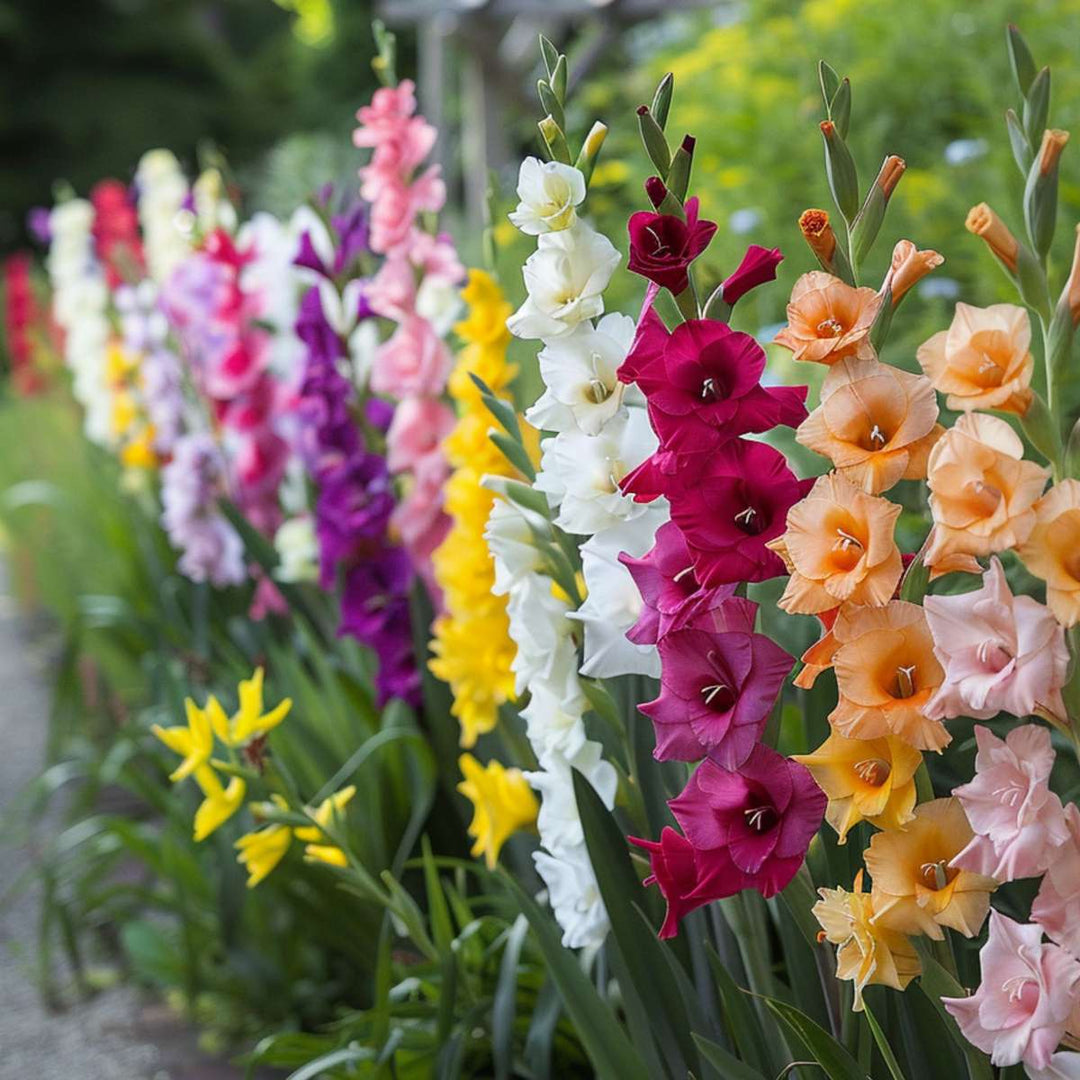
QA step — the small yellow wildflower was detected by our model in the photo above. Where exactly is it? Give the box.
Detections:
[295,784,356,867]
[457,753,538,870]
[152,697,216,782]
[235,794,292,887]
[230,667,292,744]
[191,764,246,842]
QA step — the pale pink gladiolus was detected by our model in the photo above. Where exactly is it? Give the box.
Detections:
[924,557,1068,724]
[370,314,452,399]
[951,725,1070,881]
[1033,804,1080,956]
[366,254,418,321]
[386,397,455,475]
[943,910,1080,1070]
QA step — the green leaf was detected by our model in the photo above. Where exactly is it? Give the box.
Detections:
[468,372,522,442]
[523,978,562,1080]
[638,106,671,176]
[573,769,699,1077]
[862,1001,904,1080]
[538,35,559,80]
[704,943,773,1075]
[651,72,674,130]
[502,875,649,1080]
[830,77,851,140]
[551,54,567,104]
[818,60,841,112]
[492,916,529,1080]
[537,79,564,132]
[692,1035,768,1080]
[1023,66,1050,147]
[1006,24,1037,98]
[763,996,868,1080]
[287,1046,375,1079]
[490,431,537,482]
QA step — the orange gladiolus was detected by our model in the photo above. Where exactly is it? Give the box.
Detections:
[917,303,1034,416]
[924,413,1047,566]
[768,472,902,615]
[796,358,942,494]
[774,271,881,365]
[1017,479,1080,628]
[884,239,944,304]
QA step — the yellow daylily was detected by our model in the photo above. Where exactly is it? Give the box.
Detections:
[457,753,538,870]
[295,784,356,867]
[191,764,246,842]
[152,698,215,782]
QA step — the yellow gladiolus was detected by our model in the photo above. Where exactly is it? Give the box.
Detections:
[457,753,538,870]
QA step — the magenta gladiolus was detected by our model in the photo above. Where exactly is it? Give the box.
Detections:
[628,827,715,939]
[668,744,825,900]
[944,910,1080,1071]
[621,307,807,450]
[720,244,784,306]
[627,196,717,294]
[640,602,792,766]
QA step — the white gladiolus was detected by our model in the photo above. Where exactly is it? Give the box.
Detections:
[533,844,608,950]
[136,149,192,284]
[508,157,587,235]
[526,313,642,436]
[526,741,618,852]
[534,406,659,534]
[273,516,319,584]
[415,274,463,336]
[571,513,665,679]
[507,223,620,341]
[520,678,589,766]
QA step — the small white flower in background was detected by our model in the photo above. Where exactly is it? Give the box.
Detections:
[527,313,641,436]
[509,158,587,235]
[273,516,319,583]
[572,513,665,679]
[729,207,763,235]
[415,274,462,336]
[534,407,659,534]
[526,741,618,851]
[534,842,609,949]
[521,678,589,766]
[507,222,621,341]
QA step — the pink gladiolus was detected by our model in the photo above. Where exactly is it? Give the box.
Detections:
[640,600,792,766]
[924,558,1069,724]
[620,520,737,644]
[668,744,825,900]
[371,314,452,399]
[951,725,1070,882]
[366,254,418,321]
[943,910,1080,1070]
[386,397,456,474]
[1033,804,1080,955]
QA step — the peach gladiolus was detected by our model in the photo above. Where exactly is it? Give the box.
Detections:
[966,203,1019,273]
[1018,479,1080,628]
[925,413,1047,566]
[865,797,997,940]
[917,302,1034,415]
[793,732,922,844]
[829,601,948,751]
[767,472,902,614]
[796,358,942,494]
[774,271,881,365]
[884,239,944,304]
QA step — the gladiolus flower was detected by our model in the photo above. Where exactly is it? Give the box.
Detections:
[220,667,293,746]
[236,817,292,888]
[658,439,811,587]
[799,208,837,264]
[884,239,944,304]
[1061,225,1080,328]
[793,732,922,843]
[1018,480,1080,628]
[457,753,539,870]
[865,797,997,940]
[768,472,903,614]
[943,911,1080,1071]
[796,359,941,493]
[829,600,949,751]
[923,559,1069,725]
[1038,129,1070,175]
[966,203,1020,274]
[640,599,793,766]
[620,520,736,644]
[629,826,715,939]
[1032,804,1080,955]
[873,154,906,199]
[813,870,921,1010]
[508,157,586,235]
[669,744,826,900]
[621,304,807,449]
[950,725,1070,882]
[925,412,1048,566]
[627,196,717,295]
[774,271,881,365]
[917,302,1034,416]
[720,244,784,306]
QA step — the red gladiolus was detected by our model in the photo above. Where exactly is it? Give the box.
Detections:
[627,196,717,294]
[720,244,783,306]
[629,828,715,939]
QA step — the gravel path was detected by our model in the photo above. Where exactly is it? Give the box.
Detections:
[0,564,247,1079]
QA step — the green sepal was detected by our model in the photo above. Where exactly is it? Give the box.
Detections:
[550,54,567,104]
[651,72,674,130]
[1023,66,1050,146]
[1007,23,1037,98]
[1023,136,1064,260]
[818,60,841,112]
[1019,391,1063,473]
[538,35,559,81]
[537,79,565,133]
[538,116,572,165]
[637,106,671,176]
[820,122,859,223]
[1006,108,1032,176]
[830,77,852,140]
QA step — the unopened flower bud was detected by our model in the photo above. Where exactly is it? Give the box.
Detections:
[1061,224,1080,327]
[1038,129,1070,175]
[885,239,944,304]
[644,176,667,209]
[799,208,836,262]
[966,203,1019,274]
[875,155,906,199]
